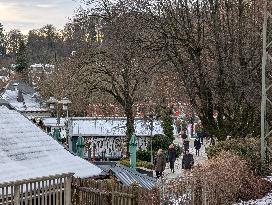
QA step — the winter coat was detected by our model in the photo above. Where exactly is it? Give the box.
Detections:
[183,140,190,151]
[181,133,188,139]
[182,153,194,169]
[155,153,166,172]
[194,139,201,150]
[168,148,176,162]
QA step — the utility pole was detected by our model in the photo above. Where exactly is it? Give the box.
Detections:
[261,0,272,163]
[150,118,154,164]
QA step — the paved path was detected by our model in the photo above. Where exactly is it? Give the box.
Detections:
[162,137,208,181]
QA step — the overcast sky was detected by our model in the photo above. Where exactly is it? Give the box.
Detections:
[0,0,80,34]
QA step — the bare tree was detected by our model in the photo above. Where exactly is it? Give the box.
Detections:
[67,0,165,143]
[139,0,263,138]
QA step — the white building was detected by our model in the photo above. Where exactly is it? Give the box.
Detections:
[0,102,102,183]
[68,117,178,159]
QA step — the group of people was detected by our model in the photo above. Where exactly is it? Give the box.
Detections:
[154,143,195,179]
[154,129,216,179]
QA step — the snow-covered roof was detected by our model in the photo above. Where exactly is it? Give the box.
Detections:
[70,117,178,137]
[42,117,66,127]
[30,64,55,69]
[1,80,48,112]
[0,106,102,183]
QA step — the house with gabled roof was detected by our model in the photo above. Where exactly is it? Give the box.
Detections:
[0,80,50,118]
[0,103,102,184]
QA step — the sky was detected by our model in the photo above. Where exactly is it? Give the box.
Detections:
[0,0,81,34]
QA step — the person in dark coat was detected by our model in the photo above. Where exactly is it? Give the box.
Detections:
[168,144,176,173]
[210,135,216,146]
[183,136,190,151]
[194,138,201,156]
[182,150,194,176]
[197,131,204,144]
[154,149,166,178]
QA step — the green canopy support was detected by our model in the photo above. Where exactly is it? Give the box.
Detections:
[129,134,137,169]
[53,128,62,143]
[76,134,85,158]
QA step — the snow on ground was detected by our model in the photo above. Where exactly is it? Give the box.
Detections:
[235,177,272,205]
[235,193,272,205]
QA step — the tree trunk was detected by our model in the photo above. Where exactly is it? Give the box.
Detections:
[125,104,135,155]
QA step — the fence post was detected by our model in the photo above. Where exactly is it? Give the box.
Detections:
[14,184,20,205]
[132,183,139,205]
[111,184,115,205]
[65,175,72,205]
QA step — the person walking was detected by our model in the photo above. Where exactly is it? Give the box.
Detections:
[154,149,166,179]
[182,149,194,177]
[168,144,176,173]
[210,135,216,146]
[194,137,201,156]
[182,132,190,150]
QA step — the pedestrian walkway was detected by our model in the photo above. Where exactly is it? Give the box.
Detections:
[163,137,208,181]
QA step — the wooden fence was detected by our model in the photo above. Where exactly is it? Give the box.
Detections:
[0,173,73,205]
[161,176,232,205]
[72,178,160,205]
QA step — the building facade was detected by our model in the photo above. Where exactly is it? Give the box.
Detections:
[68,117,178,159]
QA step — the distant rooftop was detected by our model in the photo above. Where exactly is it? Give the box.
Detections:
[1,80,48,112]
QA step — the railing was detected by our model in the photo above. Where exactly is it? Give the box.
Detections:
[0,173,74,205]
[72,178,160,205]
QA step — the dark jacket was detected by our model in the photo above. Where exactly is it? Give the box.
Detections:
[194,139,201,150]
[182,153,194,169]
[183,139,190,151]
[155,153,166,172]
[168,148,176,162]
[181,133,188,139]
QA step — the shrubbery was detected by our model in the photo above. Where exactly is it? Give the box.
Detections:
[206,138,269,175]
[119,158,154,169]
[193,151,272,203]
[137,149,151,162]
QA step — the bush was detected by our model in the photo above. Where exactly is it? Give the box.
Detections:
[193,151,272,203]
[149,134,172,151]
[206,138,269,175]
[137,149,151,162]
[119,159,154,170]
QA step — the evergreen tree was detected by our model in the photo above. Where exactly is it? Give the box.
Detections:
[162,107,174,143]
[15,40,28,73]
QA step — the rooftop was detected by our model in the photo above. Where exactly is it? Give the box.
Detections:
[69,117,178,137]
[1,80,48,112]
[94,161,156,189]
[0,105,102,183]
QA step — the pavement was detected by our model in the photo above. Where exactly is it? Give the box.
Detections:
[158,136,209,181]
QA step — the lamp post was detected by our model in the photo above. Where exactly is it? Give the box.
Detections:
[148,113,156,164]
[47,97,71,146]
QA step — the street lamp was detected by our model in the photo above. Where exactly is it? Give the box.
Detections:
[148,113,156,164]
[60,97,71,118]
[47,96,71,146]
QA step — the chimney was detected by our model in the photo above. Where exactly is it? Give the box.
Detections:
[13,83,24,102]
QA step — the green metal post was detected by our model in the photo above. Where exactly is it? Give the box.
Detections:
[53,128,62,143]
[129,134,137,169]
[76,134,85,158]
